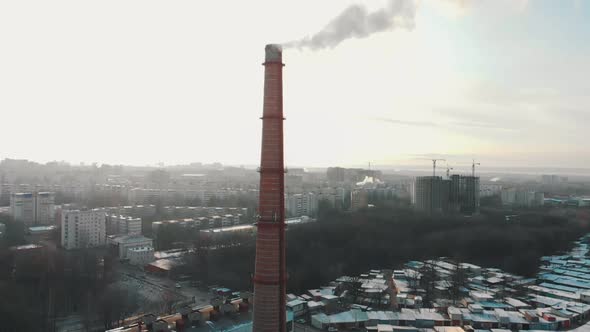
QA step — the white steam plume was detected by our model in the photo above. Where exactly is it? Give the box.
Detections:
[283,0,417,50]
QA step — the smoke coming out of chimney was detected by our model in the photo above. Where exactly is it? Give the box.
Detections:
[283,0,416,50]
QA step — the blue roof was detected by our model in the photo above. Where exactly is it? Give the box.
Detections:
[554,268,590,281]
[539,274,590,289]
[406,261,424,269]
[539,282,579,293]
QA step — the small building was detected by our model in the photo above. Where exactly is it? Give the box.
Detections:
[26,225,57,244]
[414,308,448,328]
[287,299,307,318]
[108,234,154,259]
[321,294,339,313]
[145,258,184,276]
[503,311,529,330]
[470,291,494,302]
[504,297,533,310]
[448,307,463,325]
[127,246,154,266]
[307,300,326,315]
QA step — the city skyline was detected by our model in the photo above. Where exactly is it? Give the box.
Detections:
[1,0,588,168]
[2,2,590,330]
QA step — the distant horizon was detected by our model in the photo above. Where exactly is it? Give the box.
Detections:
[2,156,590,177]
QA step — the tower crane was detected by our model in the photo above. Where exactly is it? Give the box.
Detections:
[431,159,446,177]
[472,159,481,177]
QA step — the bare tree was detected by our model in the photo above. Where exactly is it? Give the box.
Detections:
[449,261,467,304]
[347,276,362,306]
[97,286,139,330]
[495,275,509,300]
[419,262,439,307]
[406,269,420,295]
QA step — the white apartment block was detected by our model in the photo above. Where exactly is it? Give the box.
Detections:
[120,217,142,235]
[35,192,55,225]
[94,184,129,200]
[315,187,347,209]
[480,184,503,198]
[501,188,545,207]
[10,192,56,226]
[150,214,242,237]
[158,206,248,219]
[118,216,142,235]
[104,205,157,218]
[223,214,240,226]
[286,192,319,217]
[3,184,86,202]
[10,193,35,226]
[105,214,143,235]
[128,188,176,205]
[61,209,107,250]
[127,187,248,205]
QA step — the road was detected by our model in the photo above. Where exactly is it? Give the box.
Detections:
[114,263,211,313]
[55,263,214,331]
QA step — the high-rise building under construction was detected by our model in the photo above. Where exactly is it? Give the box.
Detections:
[413,175,480,215]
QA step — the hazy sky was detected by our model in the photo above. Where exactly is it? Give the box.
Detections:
[1,0,588,169]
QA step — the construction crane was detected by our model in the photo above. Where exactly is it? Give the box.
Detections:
[472,159,481,177]
[431,159,446,177]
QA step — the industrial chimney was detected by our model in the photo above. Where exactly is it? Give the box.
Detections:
[252,44,287,332]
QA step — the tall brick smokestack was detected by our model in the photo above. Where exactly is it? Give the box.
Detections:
[252,44,287,332]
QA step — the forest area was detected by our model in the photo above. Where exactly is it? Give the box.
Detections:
[0,215,134,331]
[206,205,590,294]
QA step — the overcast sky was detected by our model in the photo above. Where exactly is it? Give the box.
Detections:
[0,0,588,169]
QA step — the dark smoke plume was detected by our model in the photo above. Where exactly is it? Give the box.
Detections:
[283,0,417,50]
